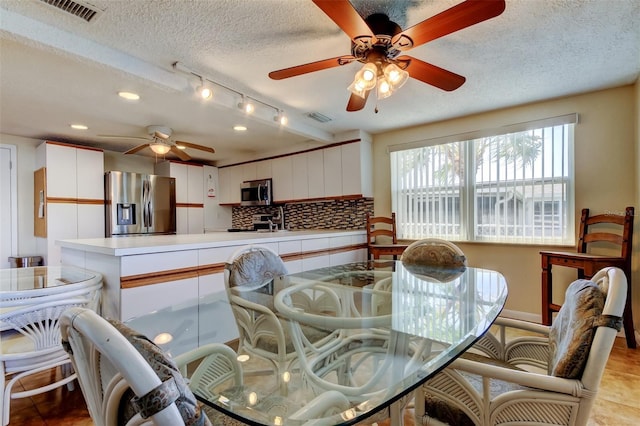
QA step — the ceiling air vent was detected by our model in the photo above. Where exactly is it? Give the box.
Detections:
[38,0,103,23]
[307,112,332,123]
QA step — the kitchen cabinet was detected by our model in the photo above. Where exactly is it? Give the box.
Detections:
[218,139,372,204]
[60,230,367,322]
[271,156,293,202]
[307,150,325,199]
[323,146,342,198]
[155,161,204,234]
[35,141,104,265]
[218,165,243,204]
[291,152,309,200]
[255,160,272,180]
[341,141,373,197]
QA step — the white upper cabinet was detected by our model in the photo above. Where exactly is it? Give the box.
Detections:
[218,165,243,204]
[291,153,309,200]
[341,141,372,197]
[42,143,77,198]
[255,160,272,180]
[307,150,325,199]
[187,165,204,204]
[218,140,372,203]
[272,156,293,202]
[323,146,342,198]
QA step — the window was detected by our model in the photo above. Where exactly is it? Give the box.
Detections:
[390,114,576,245]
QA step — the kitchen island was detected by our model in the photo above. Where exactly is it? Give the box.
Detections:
[59,230,367,326]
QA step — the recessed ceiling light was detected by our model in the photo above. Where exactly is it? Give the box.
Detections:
[70,124,88,130]
[233,125,247,132]
[118,91,140,100]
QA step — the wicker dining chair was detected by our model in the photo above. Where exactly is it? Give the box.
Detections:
[413,266,627,426]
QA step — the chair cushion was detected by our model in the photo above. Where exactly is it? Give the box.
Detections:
[108,319,206,426]
[401,243,467,269]
[227,249,288,291]
[549,279,605,379]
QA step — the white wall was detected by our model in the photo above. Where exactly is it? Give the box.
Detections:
[372,85,639,331]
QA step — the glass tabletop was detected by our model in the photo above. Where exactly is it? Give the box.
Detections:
[128,261,507,425]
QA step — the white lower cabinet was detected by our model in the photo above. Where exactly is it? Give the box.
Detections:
[121,277,199,321]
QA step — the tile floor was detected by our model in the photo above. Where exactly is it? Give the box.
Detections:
[6,337,640,425]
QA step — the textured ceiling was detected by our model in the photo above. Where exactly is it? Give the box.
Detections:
[0,0,638,165]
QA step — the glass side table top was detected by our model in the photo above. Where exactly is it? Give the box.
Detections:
[0,265,102,294]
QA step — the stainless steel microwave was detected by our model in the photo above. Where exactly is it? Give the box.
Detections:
[240,179,272,206]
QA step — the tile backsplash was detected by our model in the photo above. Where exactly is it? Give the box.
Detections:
[232,198,374,230]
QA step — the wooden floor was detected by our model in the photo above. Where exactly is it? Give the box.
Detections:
[6,337,640,425]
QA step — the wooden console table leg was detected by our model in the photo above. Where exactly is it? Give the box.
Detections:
[541,255,553,326]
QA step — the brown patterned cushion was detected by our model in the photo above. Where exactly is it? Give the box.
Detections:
[401,241,467,281]
[401,242,467,268]
[227,249,288,290]
[108,319,206,426]
[549,279,605,379]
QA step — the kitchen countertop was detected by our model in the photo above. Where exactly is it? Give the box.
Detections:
[57,229,365,257]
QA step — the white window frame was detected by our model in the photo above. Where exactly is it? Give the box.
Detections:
[389,114,577,245]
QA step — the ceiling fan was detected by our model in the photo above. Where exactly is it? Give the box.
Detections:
[99,125,215,161]
[269,0,506,111]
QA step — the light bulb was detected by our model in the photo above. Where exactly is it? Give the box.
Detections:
[274,110,287,125]
[376,77,393,100]
[383,63,409,90]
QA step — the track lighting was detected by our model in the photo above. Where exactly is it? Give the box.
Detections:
[197,77,213,100]
[172,61,286,127]
[274,110,287,125]
[238,96,254,114]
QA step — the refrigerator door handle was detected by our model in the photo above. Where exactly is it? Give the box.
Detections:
[142,179,149,227]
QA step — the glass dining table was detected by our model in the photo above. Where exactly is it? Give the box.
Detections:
[128,261,508,426]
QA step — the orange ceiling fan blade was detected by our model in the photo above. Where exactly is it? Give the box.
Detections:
[399,56,466,91]
[124,144,150,155]
[175,141,215,153]
[170,146,191,161]
[392,0,506,51]
[346,90,370,112]
[269,56,356,80]
[312,0,376,42]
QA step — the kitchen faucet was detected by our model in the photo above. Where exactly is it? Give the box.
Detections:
[271,206,285,231]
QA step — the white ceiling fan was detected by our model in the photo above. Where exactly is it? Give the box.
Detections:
[99,125,215,161]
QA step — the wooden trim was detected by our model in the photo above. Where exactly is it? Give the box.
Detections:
[47,197,103,205]
[77,199,104,205]
[45,140,103,152]
[219,195,372,207]
[163,160,205,167]
[121,267,200,289]
[176,203,205,208]
[34,167,46,237]
[120,244,367,288]
[219,139,361,169]
[47,197,78,203]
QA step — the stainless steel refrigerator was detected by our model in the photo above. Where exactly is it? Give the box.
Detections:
[105,171,176,237]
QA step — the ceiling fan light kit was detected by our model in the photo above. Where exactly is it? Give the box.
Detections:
[269,0,506,111]
[149,142,171,155]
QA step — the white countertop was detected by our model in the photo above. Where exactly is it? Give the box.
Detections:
[57,229,365,256]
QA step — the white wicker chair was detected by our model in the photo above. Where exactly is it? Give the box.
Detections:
[0,281,101,425]
[60,307,245,426]
[224,244,340,392]
[413,266,627,426]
